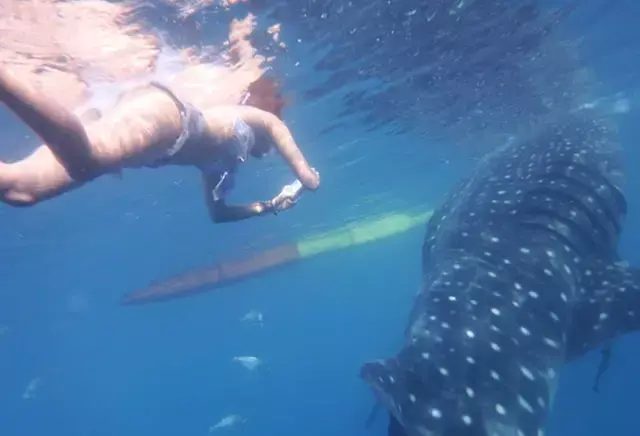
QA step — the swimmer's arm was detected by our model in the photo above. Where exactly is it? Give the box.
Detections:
[201,173,274,223]
[211,199,274,223]
[238,106,320,190]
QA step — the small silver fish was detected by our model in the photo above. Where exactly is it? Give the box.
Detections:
[239,310,263,326]
[232,356,262,371]
[209,414,246,432]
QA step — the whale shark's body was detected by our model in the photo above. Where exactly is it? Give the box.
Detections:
[361,110,640,436]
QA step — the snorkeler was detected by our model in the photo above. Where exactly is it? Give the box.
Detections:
[0,67,320,222]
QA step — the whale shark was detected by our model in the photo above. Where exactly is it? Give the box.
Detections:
[360,109,639,436]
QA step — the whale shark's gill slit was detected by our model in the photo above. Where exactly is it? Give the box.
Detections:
[537,169,623,235]
[524,188,614,251]
[538,176,621,239]
[520,187,617,255]
[549,159,627,217]
[517,208,597,254]
[519,220,586,258]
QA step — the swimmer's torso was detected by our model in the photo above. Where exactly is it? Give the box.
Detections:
[87,84,263,172]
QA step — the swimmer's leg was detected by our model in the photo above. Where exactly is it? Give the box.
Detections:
[0,68,102,181]
[0,146,81,206]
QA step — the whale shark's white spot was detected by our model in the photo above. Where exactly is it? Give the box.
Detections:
[462,415,472,425]
[560,293,568,302]
[520,326,531,336]
[409,394,416,403]
[520,365,534,380]
[465,329,475,338]
[430,408,442,419]
[495,403,506,415]
[490,342,501,352]
[491,308,501,316]
[465,387,475,398]
[490,370,500,380]
[543,338,560,348]
[439,367,449,376]
[537,396,546,407]
[518,395,534,413]
[466,356,475,364]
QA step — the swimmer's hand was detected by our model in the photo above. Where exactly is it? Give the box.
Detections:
[269,191,298,214]
[305,168,320,190]
[269,169,319,214]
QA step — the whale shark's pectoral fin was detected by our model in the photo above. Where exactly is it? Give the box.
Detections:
[388,413,409,436]
[361,355,442,436]
[363,401,408,436]
[360,359,407,428]
[592,342,612,394]
[364,402,382,430]
[566,261,640,360]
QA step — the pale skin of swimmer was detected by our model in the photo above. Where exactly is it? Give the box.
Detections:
[0,67,320,222]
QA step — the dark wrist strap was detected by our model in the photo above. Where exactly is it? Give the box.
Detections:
[260,201,277,216]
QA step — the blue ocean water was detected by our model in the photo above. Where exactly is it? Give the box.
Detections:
[2,0,640,435]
